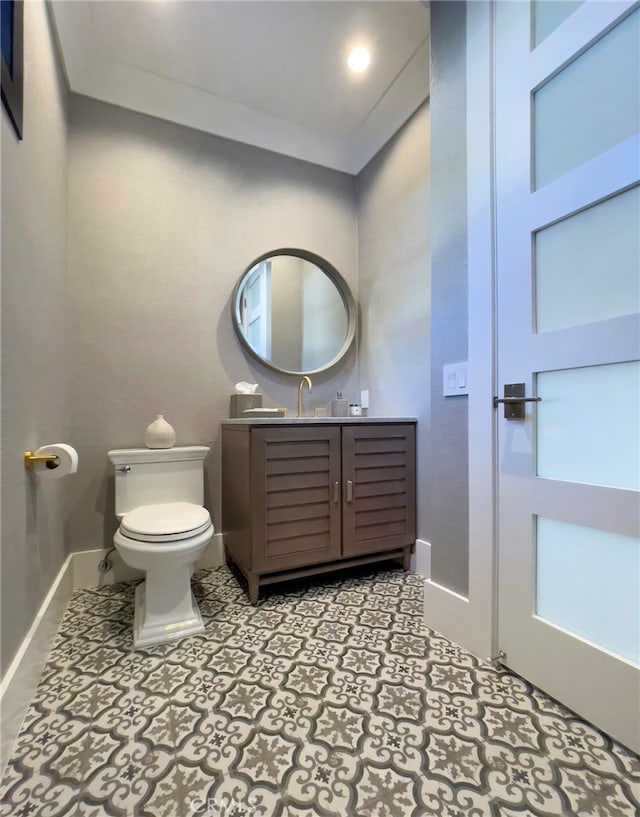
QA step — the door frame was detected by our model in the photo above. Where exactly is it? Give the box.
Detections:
[423,0,497,663]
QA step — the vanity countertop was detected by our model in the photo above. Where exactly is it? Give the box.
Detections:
[222,416,417,426]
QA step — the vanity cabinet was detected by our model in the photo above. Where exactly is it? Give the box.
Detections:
[221,421,416,603]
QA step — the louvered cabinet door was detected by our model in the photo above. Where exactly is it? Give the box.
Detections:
[251,426,342,572]
[341,424,416,557]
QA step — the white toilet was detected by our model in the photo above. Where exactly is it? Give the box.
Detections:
[108,446,213,648]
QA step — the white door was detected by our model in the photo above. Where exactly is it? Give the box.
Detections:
[495,0,640,752]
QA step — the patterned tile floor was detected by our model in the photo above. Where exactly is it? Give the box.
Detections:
[1,565,639,817]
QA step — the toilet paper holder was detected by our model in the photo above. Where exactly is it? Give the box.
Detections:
[24,450,59,469]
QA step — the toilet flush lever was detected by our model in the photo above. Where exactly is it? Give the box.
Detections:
[116,465,131,473]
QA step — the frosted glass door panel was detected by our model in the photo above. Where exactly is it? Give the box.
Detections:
[533,1,583,47]
[537,363,640,489]
[536,517,640,664]
[535,186,640,333]
[534,9,640,189]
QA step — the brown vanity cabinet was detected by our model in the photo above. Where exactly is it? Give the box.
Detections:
[221,421,416,603]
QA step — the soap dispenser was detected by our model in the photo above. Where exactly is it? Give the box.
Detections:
[331,391,349,418]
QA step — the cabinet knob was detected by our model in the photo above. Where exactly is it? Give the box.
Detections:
[333,481,340,503]
[346,480,353,503]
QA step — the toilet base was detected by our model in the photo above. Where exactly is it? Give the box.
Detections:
[133,577,205,648]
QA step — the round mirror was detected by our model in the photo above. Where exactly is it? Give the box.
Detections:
[232,249,356,375]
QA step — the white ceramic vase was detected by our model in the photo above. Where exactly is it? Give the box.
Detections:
[145,415,176,449]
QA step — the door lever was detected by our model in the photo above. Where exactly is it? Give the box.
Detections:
[494,383,541,419]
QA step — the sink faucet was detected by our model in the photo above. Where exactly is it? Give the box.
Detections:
[297,376,312,417]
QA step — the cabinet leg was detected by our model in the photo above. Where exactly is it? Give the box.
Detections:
[248,576,260,606]
[402,546,412,571]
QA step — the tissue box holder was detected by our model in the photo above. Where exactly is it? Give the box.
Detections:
[230,393,263,418]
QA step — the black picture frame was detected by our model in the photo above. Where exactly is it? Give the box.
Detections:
[1,0,24,139]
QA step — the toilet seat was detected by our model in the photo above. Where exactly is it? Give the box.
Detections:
[120,502,211,543]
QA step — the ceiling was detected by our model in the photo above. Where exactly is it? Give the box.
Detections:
[50,1,430,175]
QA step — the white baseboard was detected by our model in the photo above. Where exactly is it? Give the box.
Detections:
[0,533,225,775]
[0,554,74,776]
[71,533,225,589]
[197,532,225,570]
[424,576,488,661]
[72,547,142,588]
[410,538,431,578]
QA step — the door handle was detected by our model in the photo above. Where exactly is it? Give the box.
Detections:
[494,383,541,419]
[333,481,340,503]
[346,480,353,503]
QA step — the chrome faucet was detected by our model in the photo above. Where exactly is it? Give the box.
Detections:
[297,376,312,417]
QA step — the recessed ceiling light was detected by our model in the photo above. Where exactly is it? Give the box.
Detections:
[348,46,371,74]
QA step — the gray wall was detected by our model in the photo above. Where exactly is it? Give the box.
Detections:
[357,2,469,595]
[426,0,469,595]
[66,96,358,553]
[1,1,69,674]
[356,103,431,538]
[0,0,462,681]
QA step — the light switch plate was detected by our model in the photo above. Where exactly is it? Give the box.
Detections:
[443,362,469,396]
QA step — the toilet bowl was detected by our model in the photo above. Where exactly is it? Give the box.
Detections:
[108,447,213,648]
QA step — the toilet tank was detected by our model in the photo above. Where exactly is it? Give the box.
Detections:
[108,446,209,517]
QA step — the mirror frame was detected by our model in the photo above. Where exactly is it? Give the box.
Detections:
[232,248,357,376]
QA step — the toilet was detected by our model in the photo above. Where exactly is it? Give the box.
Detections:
[108,446,213,648]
